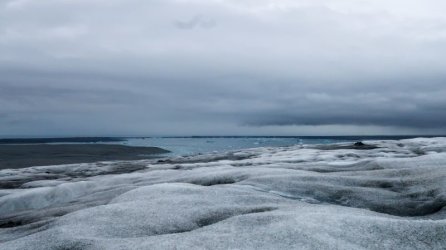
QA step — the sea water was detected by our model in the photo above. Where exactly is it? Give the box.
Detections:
[115,136,427,156]
[0,136,435,157]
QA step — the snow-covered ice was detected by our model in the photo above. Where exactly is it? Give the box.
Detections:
[1,138,446,249]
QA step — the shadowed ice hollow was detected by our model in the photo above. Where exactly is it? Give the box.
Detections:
[1,138,446,249]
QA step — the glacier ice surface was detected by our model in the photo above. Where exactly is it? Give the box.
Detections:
[1,138,446,249]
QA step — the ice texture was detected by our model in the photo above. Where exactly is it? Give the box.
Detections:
[1,138,446,249]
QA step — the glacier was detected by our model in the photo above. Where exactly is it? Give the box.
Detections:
[1,138,446,249]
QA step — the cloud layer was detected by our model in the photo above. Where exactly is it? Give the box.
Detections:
[1,0,446,136]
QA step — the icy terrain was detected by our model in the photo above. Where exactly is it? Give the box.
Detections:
[1,138,446,249]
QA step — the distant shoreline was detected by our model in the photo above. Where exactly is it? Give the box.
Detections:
[1,135,444,144]
[0,137,124,144]
[0,144,169,170]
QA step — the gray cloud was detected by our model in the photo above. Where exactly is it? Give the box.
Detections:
[175,15,216,30]
[1,0,446,136]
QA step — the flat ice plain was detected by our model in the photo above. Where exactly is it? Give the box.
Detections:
[1,138,446,249]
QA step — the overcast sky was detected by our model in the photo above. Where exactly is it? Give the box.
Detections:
[1,0,446,137]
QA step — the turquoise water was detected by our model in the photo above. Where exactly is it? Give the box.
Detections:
[118,137,315,156]
[115,136,424,156]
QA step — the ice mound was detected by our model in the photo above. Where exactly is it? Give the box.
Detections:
[1,138,446,249]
